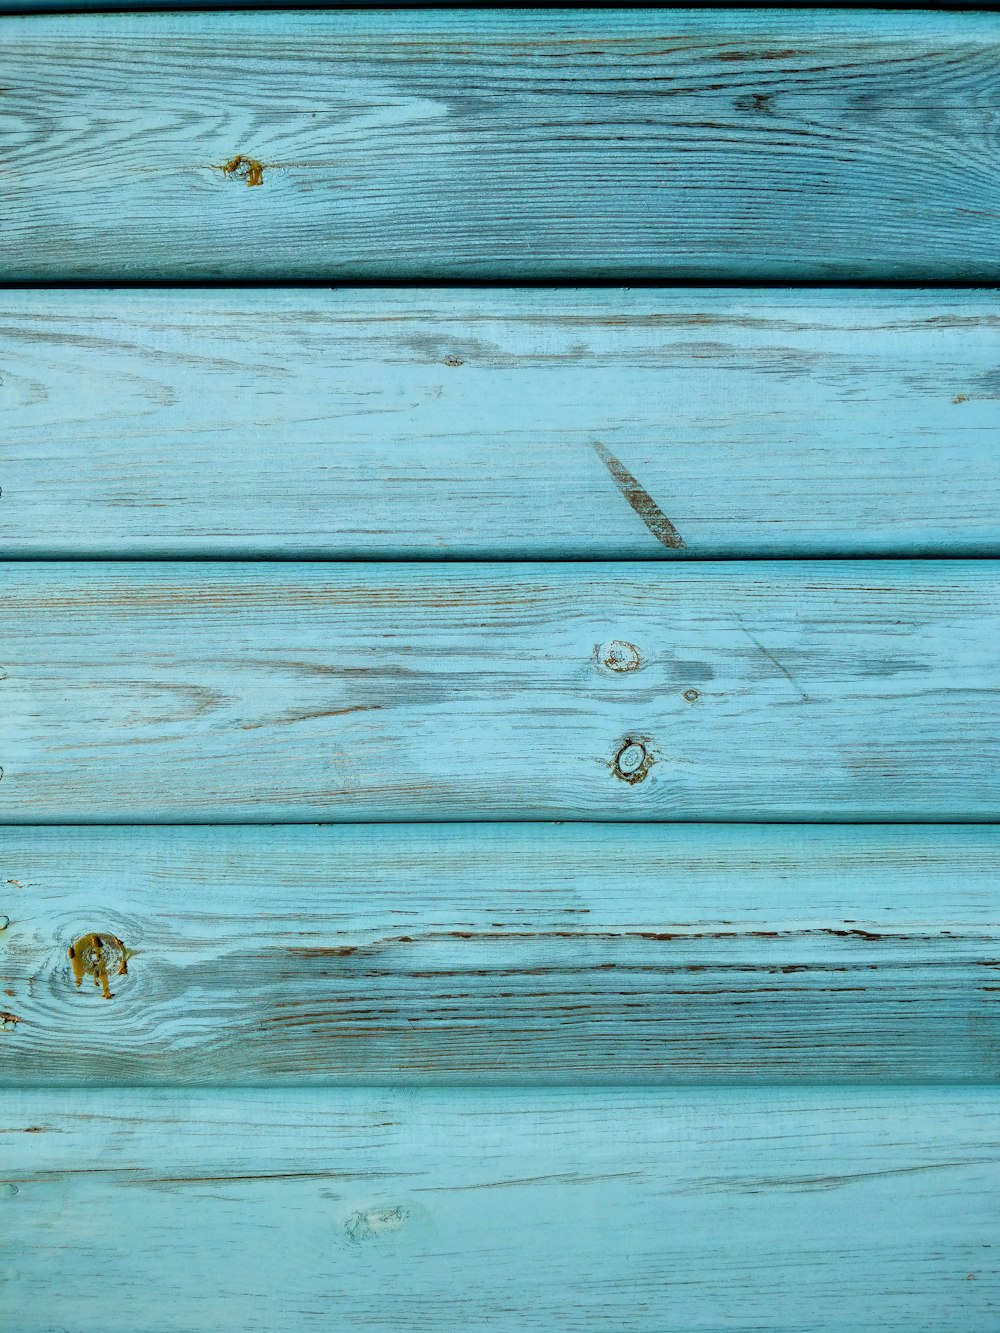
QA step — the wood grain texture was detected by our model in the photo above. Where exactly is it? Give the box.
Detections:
[2,1086,999,1331]
[3,824,1000,1085]
[5,10,1000,280]
[3,288,1000,559]
[1,561,998,822]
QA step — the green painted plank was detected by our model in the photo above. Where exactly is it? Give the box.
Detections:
[3,825,1000,1085]
[3,289,999,559]
[2,1086,999,1330]
[0,561,997,822]
[4,10,1000,279]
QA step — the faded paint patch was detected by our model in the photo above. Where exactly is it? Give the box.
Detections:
[590,441,684,550]
[344,1204,410,1243]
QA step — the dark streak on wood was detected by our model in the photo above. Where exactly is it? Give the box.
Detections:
[590,441,685,550]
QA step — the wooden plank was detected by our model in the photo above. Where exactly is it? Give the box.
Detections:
[4,289,1000,559]
[2,1086,998,1330]
[4,11,1000,280]
[3,824,1000,1085]
[1,0,986,8]
[1,561,998,822]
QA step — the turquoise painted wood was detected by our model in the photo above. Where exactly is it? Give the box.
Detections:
[1,561,998,822]
[5,11,1000,280]
[3,824,1000,1085]
[3,288,1000,559]
[4,5,998,1326]
[2,1087,999,1331]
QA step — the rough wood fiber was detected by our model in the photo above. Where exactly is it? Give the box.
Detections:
[2,825,1000,1085]
[2,1087,999,1331]
[3,289,1000,559]
[4,10,1000,280]
[0,561,997,822]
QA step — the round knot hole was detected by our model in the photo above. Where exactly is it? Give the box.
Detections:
[612,738,652,784]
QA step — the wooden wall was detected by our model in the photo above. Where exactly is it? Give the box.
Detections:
[2,8,999,1330]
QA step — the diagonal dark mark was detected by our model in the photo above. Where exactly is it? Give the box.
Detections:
[735,616,810,702]
[590,440,684,550]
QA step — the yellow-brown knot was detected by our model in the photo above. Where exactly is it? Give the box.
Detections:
[221,155,264,187]
[68,933,132,1000]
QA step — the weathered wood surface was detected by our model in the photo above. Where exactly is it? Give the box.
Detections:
[5,11,1000,280]
[3,289,999,559]
[1,561,998,822]
[2,0,988,9]
[2,1086,998,1331]
[2,824,1000,1085]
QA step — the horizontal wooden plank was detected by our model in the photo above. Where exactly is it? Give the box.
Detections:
[2,1,988,10]
[1,561,998,822]
[2,1087,999,1330]
[4,11,1000,280]
[3,825,1000,1085]
[4,289,1000,559]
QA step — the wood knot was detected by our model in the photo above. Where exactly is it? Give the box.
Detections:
[598,640,642,673]
[221,155,264,187]
[612,737,652,784]
[68,932,132,1000]
[683,688,700,702]
[344,1205,410,1243]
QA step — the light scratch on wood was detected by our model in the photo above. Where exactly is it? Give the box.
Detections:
[590,440,684,550]
[735,616,810,702]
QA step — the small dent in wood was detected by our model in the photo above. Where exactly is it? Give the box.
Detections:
[220,155,264,187]
[611,737,652,784]
[68,932,132,1001]
[442,356,464,367]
